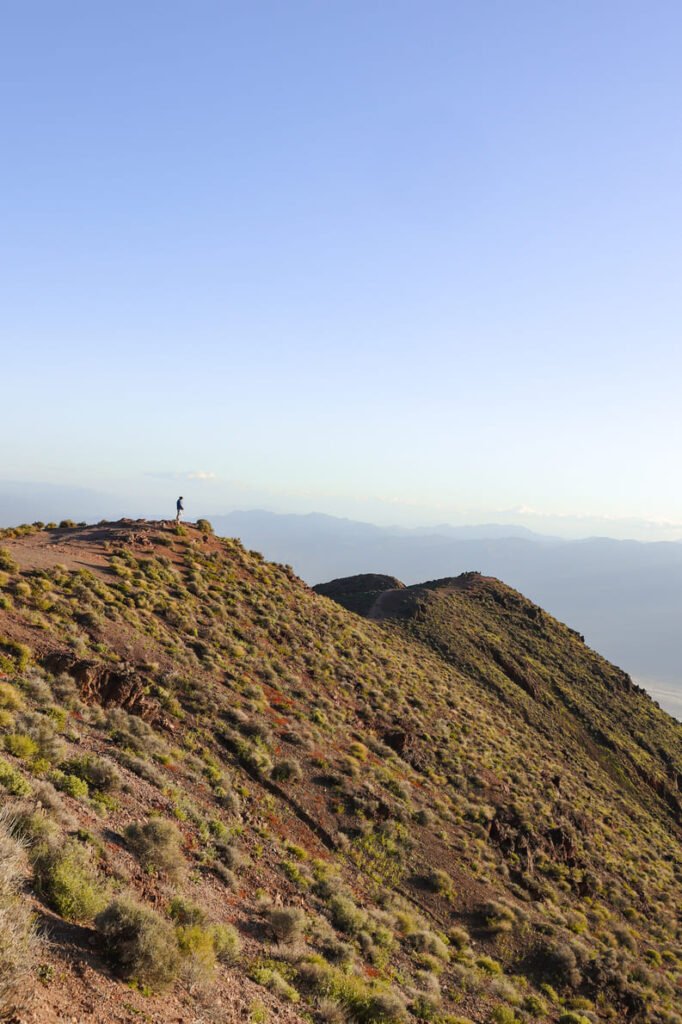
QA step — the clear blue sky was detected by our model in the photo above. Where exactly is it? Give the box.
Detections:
[2,1,682,537]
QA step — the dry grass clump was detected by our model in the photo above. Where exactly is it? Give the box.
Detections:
[124,817,185,880]
[266,905,307,943]
[0,813,39,1019]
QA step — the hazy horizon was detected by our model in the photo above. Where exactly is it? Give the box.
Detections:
[3,478,682,543]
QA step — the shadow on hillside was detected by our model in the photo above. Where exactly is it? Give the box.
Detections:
[38,907,109,972]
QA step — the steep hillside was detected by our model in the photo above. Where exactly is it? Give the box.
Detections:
[0,522,680,1024]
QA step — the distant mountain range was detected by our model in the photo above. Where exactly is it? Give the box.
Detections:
[210,510,682,715]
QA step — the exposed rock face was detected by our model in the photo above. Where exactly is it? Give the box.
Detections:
[43,652,155,717]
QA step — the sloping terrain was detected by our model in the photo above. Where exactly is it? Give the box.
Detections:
[0,521,680,1024]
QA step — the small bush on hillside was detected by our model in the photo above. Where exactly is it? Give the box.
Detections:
[0,639,31,673]
[0,683,24,711]
[407,930,450,961]
[251,965,300,1003]
[32,838,108,921]
[0,548,17,572]
[49,770,89,800]
[177,923,218,992]
[124,817,184,879]
[64,754,120,792]
[211,922,241,962]
[538,940,582,990]
[0,757,31,796]
[272,758,303,783]
[266,905,306,943]
[96,896,180,990]
[169,896,206,927]
[4,733,38,761]
[423,868,455,897]
[196,519,214,535]
[16,713,65,764]
[329,895,366,936]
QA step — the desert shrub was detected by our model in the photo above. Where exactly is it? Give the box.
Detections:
[210,922,241,962]
[169,896,206,927]
[272,758,303,783]
[491,1008,518,1024]
[0,814,39,1019]
[251,965,300,1003]
[320,935,354,966]
[177,923,218,992]
[124,817,184,879]
[96,896,180,990]
[523,994,548,1016]
[364,989,408,1022]
[0,548,17,572]
[0,639,31,673]
[266,905,306,943]
[317,997,349,1023]
[106,707,161,756]
[329,895,367,936]
[4,733,38,760]
[538,940,581,990]
[0,757,31,796]
[406,930,450,961]
[482,900,517,933]
[32,838,107,921]
[15,713,65,764]
[115,750,165,787]
[298,960,407,1022]
[64,754,120,792]
[196,519,214,535]
[49,770,89,800]
[422,868,454,897]
[0,683,23,711]
[215,840,245,871]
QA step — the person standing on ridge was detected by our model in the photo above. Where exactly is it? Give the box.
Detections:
[175,496,184,523]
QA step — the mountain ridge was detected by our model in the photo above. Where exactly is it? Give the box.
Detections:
[0,520,680,1023]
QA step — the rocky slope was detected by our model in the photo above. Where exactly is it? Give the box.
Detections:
[0,520,680,1024]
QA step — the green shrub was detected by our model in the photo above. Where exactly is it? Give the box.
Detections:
[0,639,31,673]
[124,817,184,879]
[177,923,218,991]
[329,895,366,936]
[491,1008,518,1024]
[50,770,89,800]
[0,548,17,572]
[0,757,31,796]
[96,896,180,990]
[196,519,214,535]
[64,754,120,792]
[169,896,205,927]
[4,734,38,761]
[32,839,108,921]
[210,922,241,963]
[0,683,23,711]
[251,966,300,1003]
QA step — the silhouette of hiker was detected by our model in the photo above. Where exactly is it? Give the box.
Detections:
[175,496,184,523]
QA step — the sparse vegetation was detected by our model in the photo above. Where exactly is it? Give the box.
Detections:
[0,519,680,1022]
